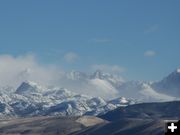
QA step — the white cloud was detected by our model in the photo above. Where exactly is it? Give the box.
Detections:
[144,24,159,34]
[0,54,64,88]
[0,54,122,99]
[144,50,156,57]
[64,52,79,63]
[91,64,125,73]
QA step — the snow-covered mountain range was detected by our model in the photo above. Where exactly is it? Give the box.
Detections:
[0,81,134,118]
[56,70,124,99]
[0,68,179,118]
[56,69,180,102]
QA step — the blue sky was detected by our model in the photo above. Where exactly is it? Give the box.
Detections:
[0,0,179,81]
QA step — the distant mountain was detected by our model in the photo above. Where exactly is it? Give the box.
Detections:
[116,81,176,102]
[58,70,179,102]
[152,68,180,97]
[0,81,134,118]
[0,69,179,135]
[57,70,123,99]
[15,81,45,94]
[0,69,180,118]
[90,70,125,87]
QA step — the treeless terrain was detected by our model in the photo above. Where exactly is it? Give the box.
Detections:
[0,116,107,135]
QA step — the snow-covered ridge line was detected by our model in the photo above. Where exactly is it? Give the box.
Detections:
[0,68,180,118]
[0,81,135,118]
[49,70,179,101]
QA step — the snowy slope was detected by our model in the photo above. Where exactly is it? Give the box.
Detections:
[116,81,177,102]
[57,70,124,99]
[0,81,134,118]
[0,69,179,118]
[57,70,178,102]
[152,68,180,97]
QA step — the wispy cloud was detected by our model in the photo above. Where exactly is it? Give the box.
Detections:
[0,54,64,87]
[0,54,117,99]
[91,64,126,73]
[0,54,120,99]
[64,52,79,63]
[144,50,156,57]
[144,24,159,34]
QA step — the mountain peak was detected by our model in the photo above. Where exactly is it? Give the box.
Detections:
[67,71,88,80]
[91,70,104,79]
[165,68,180,77]
[152,68,180,97]
[15,81,44,94]
[176,68,180,73]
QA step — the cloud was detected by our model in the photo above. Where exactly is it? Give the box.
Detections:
[91,64,125,73]
[0,54,121,99]
[64,52,79,63]
[0,54,64,88]
[144,24,159,34]
[144,50,156,57]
